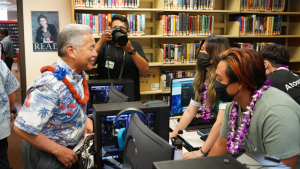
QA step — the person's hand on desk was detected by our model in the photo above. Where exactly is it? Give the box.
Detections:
[183,150,203,159]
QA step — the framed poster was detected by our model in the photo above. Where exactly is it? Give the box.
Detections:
[31,11,59,52]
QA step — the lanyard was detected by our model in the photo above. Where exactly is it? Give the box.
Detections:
[105,45,125,79]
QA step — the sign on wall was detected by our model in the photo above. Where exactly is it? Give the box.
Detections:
[31,11,59,52]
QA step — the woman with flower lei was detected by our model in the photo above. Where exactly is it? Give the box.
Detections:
[209,48,300,169]
[169,36,230,158]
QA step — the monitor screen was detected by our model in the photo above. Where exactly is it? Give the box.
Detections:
[100,112,155,169]
[87,85,124,114]
[170,77,195,116]
[123,113,174,169]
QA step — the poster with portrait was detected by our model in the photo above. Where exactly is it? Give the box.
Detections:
[31,11,59,52]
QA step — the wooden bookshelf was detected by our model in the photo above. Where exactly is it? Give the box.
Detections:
[70,0,300,99]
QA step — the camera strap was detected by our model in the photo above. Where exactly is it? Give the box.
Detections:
[106,44,125,80]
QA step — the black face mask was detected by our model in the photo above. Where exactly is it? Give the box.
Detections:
[197,52,212,69]
[214,80,240,102]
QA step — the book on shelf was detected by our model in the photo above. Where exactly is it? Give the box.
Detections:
[74,0,138,8]
[234,15,281,36]
[240,0,285,12]
[233,42,274,52]
[159,42,200,64]
[161,14,214,36]
[161,70,196,91]
[75,13,146,36]
[164,0,214,10]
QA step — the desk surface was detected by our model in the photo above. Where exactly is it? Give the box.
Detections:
[169,119,205,148]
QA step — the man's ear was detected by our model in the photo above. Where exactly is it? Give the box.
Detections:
[264,60,269,69]
[66,45,76,59]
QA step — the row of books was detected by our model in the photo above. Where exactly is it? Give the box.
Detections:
[160,43,200,64]
[233,42,274,52]
[74,0,139,8]
[162,70,196,91]
[164,0,214,10]
[75,13,146,36]
[240,0,286,12]
[161,14,214,36]
[234,15,282,36]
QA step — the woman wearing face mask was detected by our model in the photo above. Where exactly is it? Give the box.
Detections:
[169,35,230,159]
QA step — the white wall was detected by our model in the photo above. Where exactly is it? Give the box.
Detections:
[23,0,71,87]
[8,11,18,20]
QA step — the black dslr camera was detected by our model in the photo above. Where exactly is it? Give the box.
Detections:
[107,25,128,47]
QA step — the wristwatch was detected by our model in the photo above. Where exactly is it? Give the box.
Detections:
[10,109,16,114]
[128,49,137,55]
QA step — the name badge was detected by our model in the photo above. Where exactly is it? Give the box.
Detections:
[105,61,115,69]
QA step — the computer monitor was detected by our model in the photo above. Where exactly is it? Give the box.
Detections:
[170,77,195,116]
[93,101,170,168]
[87,79,134,114]
[123,113,174,169]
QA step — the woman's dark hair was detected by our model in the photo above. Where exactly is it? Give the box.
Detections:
[37,15,48,25]
[196,35,230,68]
[260,44,290,67]
[0,29,8,36]
[220,48,266,91]
[110,14,129,30]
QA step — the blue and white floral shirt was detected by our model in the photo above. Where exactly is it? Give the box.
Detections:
[0,60,20,140]
[15,58,87,146]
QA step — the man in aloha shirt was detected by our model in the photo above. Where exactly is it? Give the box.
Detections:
[14,24,97,169]
[0,60,19,169]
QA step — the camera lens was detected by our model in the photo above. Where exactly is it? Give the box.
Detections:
[115,32,128,47]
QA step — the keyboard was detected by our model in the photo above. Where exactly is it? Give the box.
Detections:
[177,116,216,130]
[197,128,212,137]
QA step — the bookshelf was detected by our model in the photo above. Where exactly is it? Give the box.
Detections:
[0,20,19,58]
[71,0,300,101]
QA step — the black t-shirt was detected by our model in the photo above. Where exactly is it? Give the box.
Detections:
[267,68,300,105]
[96,41,148,101]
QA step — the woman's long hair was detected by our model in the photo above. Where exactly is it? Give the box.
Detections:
[193,36,230,106]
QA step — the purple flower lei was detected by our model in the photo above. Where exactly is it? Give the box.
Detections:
[200,74,214,122]
[227,79,272,154]
[270,65,289,74]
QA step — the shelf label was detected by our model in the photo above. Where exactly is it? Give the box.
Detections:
[151,83,159,90]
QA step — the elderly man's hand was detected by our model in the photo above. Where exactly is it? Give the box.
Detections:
[55,145,78,168]
[84,117,93,140]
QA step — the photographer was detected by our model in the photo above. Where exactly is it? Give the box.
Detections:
[95,15,149,101]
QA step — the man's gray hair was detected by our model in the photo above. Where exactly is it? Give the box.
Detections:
[57,24,93,57]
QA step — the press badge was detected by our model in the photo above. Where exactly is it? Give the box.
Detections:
[105,60,115,69]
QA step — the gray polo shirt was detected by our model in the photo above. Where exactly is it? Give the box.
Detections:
[1,36,14,58]
[220,87,300,160]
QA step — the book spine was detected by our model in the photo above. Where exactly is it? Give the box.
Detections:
[176,15,179,36]
[142,14,145,35]
[175,45,178,63]
[179,13,183,35]
[163,44,166,64]
[133,14,136,35]
[187,43,190,63]
[79,13,82,24]
[86,14,89,26]
[183,13,186,35]
[102,14,106,31]
[95,15,98,35]
[93,15,96,35]
[190,43,194,62]
[178,45,182,63]
[75,13,79,24]
[186,13,189,35]
[130,14,133,36]
[98,14,102,35]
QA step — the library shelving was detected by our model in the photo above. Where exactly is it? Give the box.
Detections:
[0,20,19,58]
[71,0,300,101]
